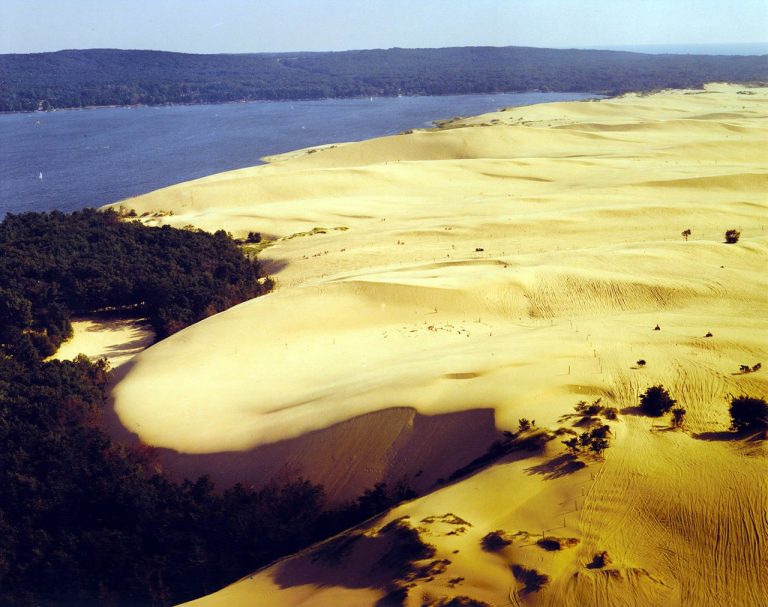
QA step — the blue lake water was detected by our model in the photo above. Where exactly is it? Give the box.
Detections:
[0,92,597,215]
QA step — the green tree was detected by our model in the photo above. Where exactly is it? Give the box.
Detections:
[640,385,676,417]
[728,396,768,432]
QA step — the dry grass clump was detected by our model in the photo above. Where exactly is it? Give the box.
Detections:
[537,536,580,551]
[481,530,514,552]
[512,564,551,594]
[424,597,492,607]
[587,551,612,569]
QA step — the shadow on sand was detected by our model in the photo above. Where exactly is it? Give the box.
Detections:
[103,368,503,503]
[525,453,586,480]
[693,428,766,442]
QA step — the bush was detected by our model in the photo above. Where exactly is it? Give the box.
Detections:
[728,395,768,432]
[575,398,602,416]
[562,437,580,454]
[589,438,610,455]
[588,551,612,569]
[671,407,686,428]
[511,564,550,594]
[640,385,676,417]
[565,425,611,456]
[681,229,691,241]
[481,530,513,552]
[724,229,740,244]
[636,359,646,367]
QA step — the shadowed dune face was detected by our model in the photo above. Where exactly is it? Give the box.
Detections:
[152,407,499,503]
[111,84,768,607]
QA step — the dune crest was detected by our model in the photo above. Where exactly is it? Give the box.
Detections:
[108,85,768,606]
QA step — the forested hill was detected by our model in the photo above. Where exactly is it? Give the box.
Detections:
[1,46,767,111]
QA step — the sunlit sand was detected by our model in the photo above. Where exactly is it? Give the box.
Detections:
[107,84,767,606]
[51,317,154,370]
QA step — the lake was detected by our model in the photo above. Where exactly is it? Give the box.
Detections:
[0,92,597,215]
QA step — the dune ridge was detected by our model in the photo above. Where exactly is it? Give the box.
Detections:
[108,83,767,606]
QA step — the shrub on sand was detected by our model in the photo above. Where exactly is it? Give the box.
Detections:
[640,385,676,417]
[728,395,768,433]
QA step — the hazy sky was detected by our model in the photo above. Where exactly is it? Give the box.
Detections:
[1,0,766,54]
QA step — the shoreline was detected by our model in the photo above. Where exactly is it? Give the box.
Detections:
[2,89,607,116]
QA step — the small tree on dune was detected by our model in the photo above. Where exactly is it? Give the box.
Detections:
[671,407,686,428]
[640,385,676,417]
[728,395,768,433]
[724,229,740,244]
[589,438,610,456]
[681,229,691,241]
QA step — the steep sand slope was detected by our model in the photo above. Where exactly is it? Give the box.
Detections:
[109,84,767,606]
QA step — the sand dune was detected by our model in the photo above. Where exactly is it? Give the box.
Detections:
[107,84,768,606]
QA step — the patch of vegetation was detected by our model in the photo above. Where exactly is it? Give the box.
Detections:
[447,429,554,482]
[537,536,580,551]
[428,598,492,607]
[283,226,348,240]
[737,362,762,374]
[575,398,604,416]
[563,424,612,456]
[0,209,271,358]
[511,564,551,594]
[481,530,514,552]
[518,417,535,431]
[724,229,741,244]
[420,513,472,527]
[671,407,687,428]
[681,228,691,241]
[728,395,768,433]
[639,385,677,417]
[636,359,647,368]
[587,551,612,569]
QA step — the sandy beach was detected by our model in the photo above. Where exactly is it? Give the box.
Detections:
[106,83,767,606]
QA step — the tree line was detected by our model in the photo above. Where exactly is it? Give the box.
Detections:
[1,46,767,111]
[0,208,271,359]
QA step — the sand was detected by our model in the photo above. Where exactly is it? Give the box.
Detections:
[50,316,154,370]
[107,83,767,606]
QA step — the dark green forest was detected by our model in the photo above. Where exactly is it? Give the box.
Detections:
[0,353,413,606]
[0,209,271,359]
[0,210,414,606]
[1,46,766,111]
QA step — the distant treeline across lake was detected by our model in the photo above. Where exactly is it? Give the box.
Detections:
[0,92,597,215]
[2,46,766,111]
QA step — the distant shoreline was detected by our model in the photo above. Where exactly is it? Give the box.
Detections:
[0,89,604,116]
[3,46,765,113]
